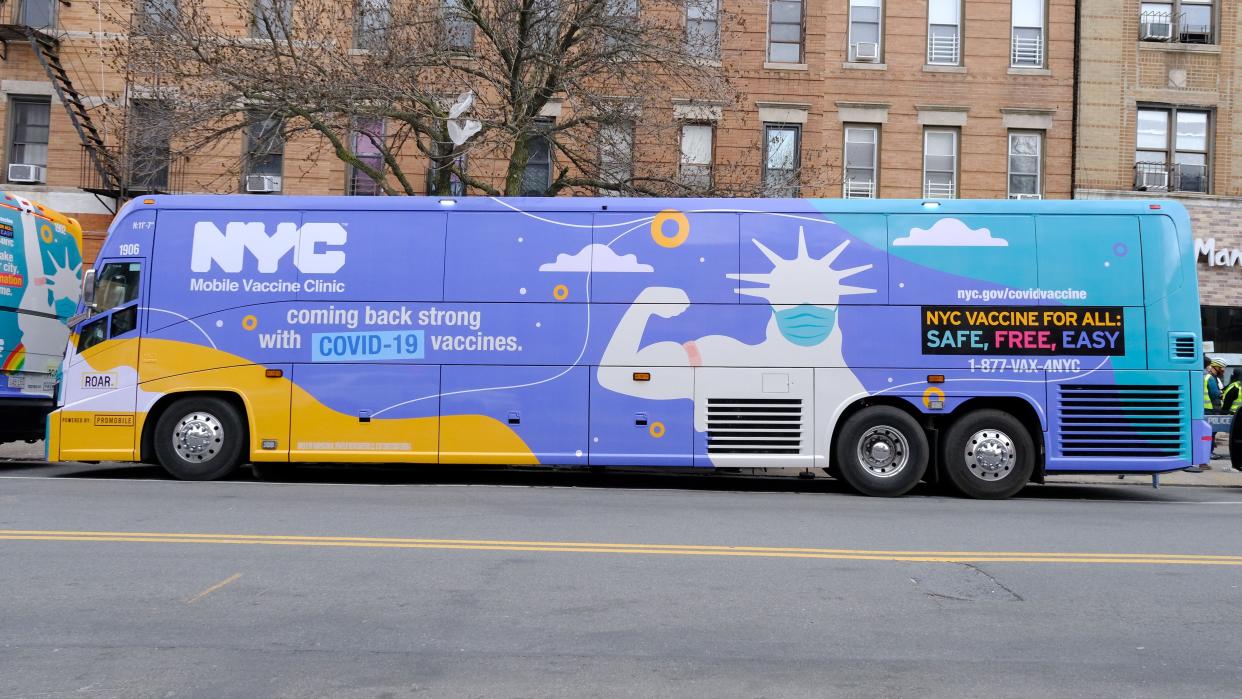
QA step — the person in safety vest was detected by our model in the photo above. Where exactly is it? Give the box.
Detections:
[1222,369,1242,416]
[1188,357,1229,471]
[1205,357,1225,414]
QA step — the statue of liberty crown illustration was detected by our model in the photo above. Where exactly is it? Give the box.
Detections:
[727,227,875,303]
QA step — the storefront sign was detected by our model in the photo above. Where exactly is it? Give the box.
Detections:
[1195,238,1242,267]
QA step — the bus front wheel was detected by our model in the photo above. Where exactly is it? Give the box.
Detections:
[153,396,247,481]
[941,410,1034,500]
[834,406,929,497]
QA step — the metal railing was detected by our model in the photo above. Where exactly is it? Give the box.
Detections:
[1011,33,1043,67]
[1139,10,1176,41]
[81,144,184,196]
[927,32,959,65]
[923,180,956,199]
[1135,161,1210,194]
[844,178,875,199]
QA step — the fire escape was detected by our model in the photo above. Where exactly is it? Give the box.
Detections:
[1,0,182,201]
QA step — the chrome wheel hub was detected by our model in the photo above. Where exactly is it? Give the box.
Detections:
[964,429,1016,481]
[173,411,224,463]
[856,426,909,478]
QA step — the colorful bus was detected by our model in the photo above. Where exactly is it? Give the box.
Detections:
[47,196,1210,498]
[0,193,84,443]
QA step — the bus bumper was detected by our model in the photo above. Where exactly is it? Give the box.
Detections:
[1193,419,1213,465]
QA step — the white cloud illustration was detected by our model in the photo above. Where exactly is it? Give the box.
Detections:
[539,244,653,273]
[892,218,1008,247]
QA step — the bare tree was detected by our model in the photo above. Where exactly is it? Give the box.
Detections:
[113,0,790,197]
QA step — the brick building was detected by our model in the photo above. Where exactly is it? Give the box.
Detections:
[1075,0,1242,353]
[2,0,1075,260]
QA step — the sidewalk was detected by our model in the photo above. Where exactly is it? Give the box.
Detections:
[1048,463,1242,488]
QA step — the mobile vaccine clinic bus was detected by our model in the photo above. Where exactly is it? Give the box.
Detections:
[0,192,83,443]
[47,195,1211,498]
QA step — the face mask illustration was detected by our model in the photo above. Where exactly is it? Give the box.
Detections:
[772,304,836,346]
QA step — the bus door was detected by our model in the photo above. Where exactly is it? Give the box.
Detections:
[60,258,144,460]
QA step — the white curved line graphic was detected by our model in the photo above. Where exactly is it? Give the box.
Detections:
[143,307,218,349]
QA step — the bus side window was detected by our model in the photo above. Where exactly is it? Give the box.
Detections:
[77,315,109,352]
[93,262,141,313]
[110,305,138,337]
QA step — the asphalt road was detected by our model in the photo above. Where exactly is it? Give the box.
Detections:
[2,457,1242,698]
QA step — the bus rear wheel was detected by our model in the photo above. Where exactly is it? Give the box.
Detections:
[942,409,1034,500]
[153,396,246,481]
[834,406,929,497]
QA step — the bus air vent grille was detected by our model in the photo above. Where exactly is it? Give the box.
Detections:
[707,398,803,455]
[1169,333,1197,361]
[1056,384,1184,458]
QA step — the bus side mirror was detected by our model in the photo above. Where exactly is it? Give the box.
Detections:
[81,268,96,311]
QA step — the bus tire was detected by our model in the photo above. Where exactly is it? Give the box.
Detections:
[834,406,929,497]
[153,397,246,481]
[942,409,1034,500]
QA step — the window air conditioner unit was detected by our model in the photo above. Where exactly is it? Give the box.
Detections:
[7,163,46,183]
[1136,169,1168,191]
[1141,22,1172,41]
[246,174,282,193]
[854,42,880,61]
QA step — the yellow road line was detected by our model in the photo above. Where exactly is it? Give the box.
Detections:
[2,529,1241,566]
[185,573,242,604]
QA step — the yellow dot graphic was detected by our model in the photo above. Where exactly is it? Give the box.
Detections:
[39,225,54,244]
[649,421,666,438]
[553,284,570,301]
[651,210,690,249]
[242,315,259,331]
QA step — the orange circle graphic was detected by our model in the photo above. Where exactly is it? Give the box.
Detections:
[649,421,666,438]
[553,284,570,301]
[242,315,259,331]
[651,210,690,249]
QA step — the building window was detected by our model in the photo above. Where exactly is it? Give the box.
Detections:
[18,0,57,29]
[843,125,878,199]
[1141,1,1214,44]
[7,98,50,182]
[927,0,960,65]
[762,123,800,197]
[134,0,179,35]
[355,0,391,50]
[604,0,639,51]
[243,115,284,193]
[440,0,474,52]
[767,1,803,63]
[923,128,957,198]
[1135,107,1209,193]
[1011,0,1044,67]
[128,100,171,192]
[1007,131,1042,198]
[597,121,634,196]
[679,123,713,190]
[848,0,882,63]
[686,0,719,60]
[520,119,553,196]
[348,118,384,196]
[253,0,292,39]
